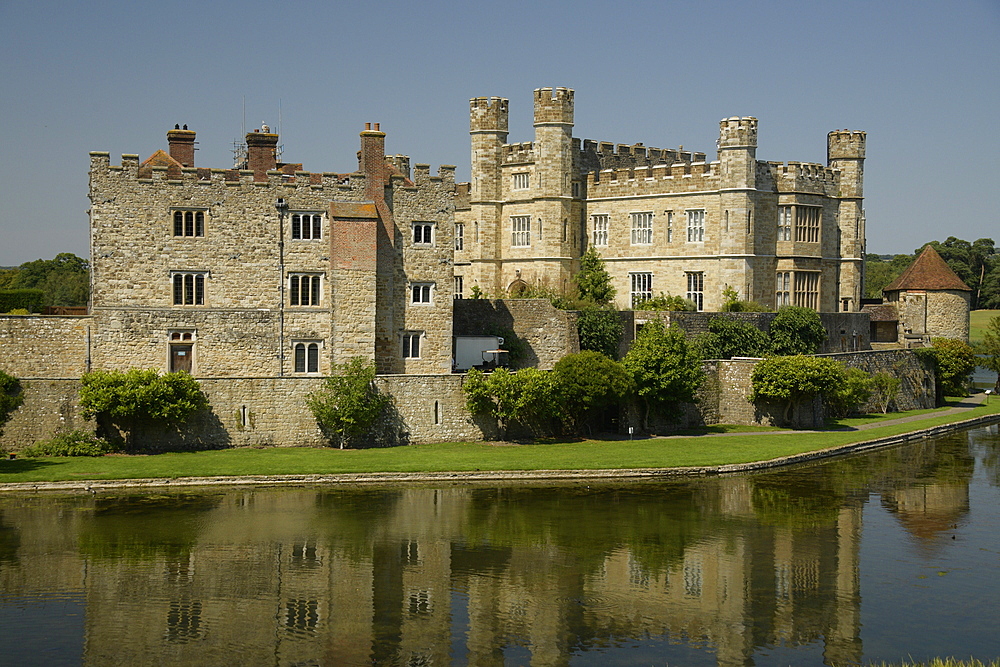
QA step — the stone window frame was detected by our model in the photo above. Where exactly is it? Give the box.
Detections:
[292,340,322,374]
[454,275,463,300]
[794,205,822,243]
[665,210,673,243]
[290,212,324,240]
[410,282,434,305]
[171,271,208,306]
[454,223,464,251]
[686,209,705,243]
[630,272,652,307]
[776,271,792,307]
[778,205,793,242]
[289,273,323,307]
[167,329,197,373]
[591,214,609,247]
[412,222,435,246]
[171,208,207,238]
[793,271,820,310]
[686,271,705,311]
[512,172,529,190]
[630,211,654,245]
[402,331,422,359]
[511,215,531,247]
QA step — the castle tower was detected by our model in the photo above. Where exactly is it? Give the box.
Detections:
[717,117,759,299]
[828,130,866,310]
[166,125,195,167]
[468,97,509,293]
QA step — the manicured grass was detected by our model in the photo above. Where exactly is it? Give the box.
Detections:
[869,660,999,667]
[3,398,999,485]
[970,309,1000,344]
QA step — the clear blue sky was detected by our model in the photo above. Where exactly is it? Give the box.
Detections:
[1,0,997,266]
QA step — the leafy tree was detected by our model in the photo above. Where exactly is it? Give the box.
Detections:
[927,337,976,397]
[824,367,873,418]
[869,372,902,413]
[622,319,703,427]
[463,367,557,438]
[0,268,17,290]
[574,248,615,305]
[14,253,90,307]
[864,253,915,299]
[0,370,24,436]
[577,307,624,359]
[750,355,847,427]
[720,285,767,313]
[694,317,771,360]
[633,293,696,311]
[552,351,632,434]
[769,306,827,355]
[80,369,209,449]
[307,357,389,448]
[980,315,1000,394]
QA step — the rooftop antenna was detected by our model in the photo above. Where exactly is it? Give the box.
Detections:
[231,96,249,169]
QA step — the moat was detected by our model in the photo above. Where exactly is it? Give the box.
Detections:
[2,426,999,666]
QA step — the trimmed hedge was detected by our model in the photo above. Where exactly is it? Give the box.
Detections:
[0,288,44,313]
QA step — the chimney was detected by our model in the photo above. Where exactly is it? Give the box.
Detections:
[246,128,279,181]
[167,124,196,167]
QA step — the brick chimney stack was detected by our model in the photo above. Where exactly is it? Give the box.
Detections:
[246,127,279,181]
[167,124,196,167]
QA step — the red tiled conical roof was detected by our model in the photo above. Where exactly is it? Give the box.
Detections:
[883,245,972,292]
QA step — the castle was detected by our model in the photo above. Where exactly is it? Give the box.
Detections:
[455,88,867,313]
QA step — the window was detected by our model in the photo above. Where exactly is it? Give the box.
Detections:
[454,223,464,251]
[778,206,792,241]
[454,275,463,299]
[512,172,529,190]
[289,274,322,306]
[293,341,320,373]
[171,272,206,305]
[291,212,322,240]
[795,206,821,243]
[572,181,580,197]
[776,271,791,307]
[592,214,609,246]
[413,222,434,245]
[630,272,652,307]
[686,209,705,242]
[511,215,530,247]
[172,210,205,237]
[631,212,653,245]
[793,272,819,310]
[666,210,673,242]
[411,283,433,304]
[686,271,704,311]
[402,332,422,358]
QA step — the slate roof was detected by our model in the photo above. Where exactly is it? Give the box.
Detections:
[883,245,972,292]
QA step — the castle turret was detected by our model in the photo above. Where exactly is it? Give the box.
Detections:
[167,125,195,167]
[718,116,757,189]
[469,97,508,202]
[718,117,758,280]
[533,87,574,199]
[828,130,866,310]
[246,128,278,181]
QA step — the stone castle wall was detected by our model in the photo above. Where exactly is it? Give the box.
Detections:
[453,299,579,370]
[0,315,92,377]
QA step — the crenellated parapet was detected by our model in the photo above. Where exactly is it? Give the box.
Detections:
[718,116,758,149]
[578,140,707,173]
[765,161,839,195]
[827,130,866,160]
[586,160,719,198]
[533,87,574,125]
[470,96,509,133]
[501,142,535,164]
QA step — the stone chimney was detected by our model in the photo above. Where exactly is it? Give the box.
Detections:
[167,124,196,167]
[246,127,278,181]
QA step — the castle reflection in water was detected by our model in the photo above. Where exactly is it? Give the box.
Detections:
[0,432,983,667]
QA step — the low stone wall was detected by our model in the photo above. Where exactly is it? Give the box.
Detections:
[0,315,92,377]
[821,349,935,411]
[453,299,579,370]
[0,379,92,450]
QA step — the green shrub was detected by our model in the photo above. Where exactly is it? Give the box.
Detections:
[930,337,977,396]
[632,293,696,311]
[751,355,848,427]
[463,367,558,438]
[623,319,703,427]
[552,351,633,434]
[307,358,389,448]
[824,367,873,418]
[0,369,24,436]
[694,317,771,360]
[20,430,114,457]
[577,307,624,359]
[769,306,827,355]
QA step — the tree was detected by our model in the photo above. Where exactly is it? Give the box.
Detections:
[0,369,24,436]
[769,306,827,355]
[824,367,873,418]
[869,372,902,413]
[750,355,847,427]
[694,317,771,360]
[577,307,624,359]
[552,351,632,435]
[79,369,208,448]
[622,319,703,427]
[14,253,90,307]
[307,357,389,448]
[463,367,557,438]
[720,285,766,313]
[865,253,916,299]
[929,337,977,397]
[574,248,615,305]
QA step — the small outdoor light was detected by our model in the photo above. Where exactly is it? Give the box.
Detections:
[986,389,993,404]
[275,198,288,215]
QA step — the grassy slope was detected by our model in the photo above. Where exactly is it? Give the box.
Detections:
[970,309,1000,344]
[3,399,999,484]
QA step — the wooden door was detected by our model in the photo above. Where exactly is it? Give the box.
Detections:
[170,344,193,373]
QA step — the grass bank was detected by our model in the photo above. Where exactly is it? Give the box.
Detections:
[970,309,1000,344]
[3,397,999,486]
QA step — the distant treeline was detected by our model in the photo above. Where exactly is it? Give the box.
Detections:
[0,253,89,312]
[866,237,999,310]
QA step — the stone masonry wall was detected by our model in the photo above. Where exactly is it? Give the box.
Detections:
[453,299,579,370]
[0,316,92,377]
[0,379,92,452]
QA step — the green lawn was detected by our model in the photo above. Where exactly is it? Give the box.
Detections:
[970,309,1000,344]
[3,398,999,485]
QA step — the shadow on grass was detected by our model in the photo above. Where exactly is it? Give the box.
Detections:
[0,458,61,474]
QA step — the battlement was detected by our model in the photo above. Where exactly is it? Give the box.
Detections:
[827,130,866,160]
[533,87,574,125]
[578,139,705,173]
[718,116,758,149]
[766,161,838,195]
[470,96,509,133]
[586,160,719,197]
[501,142,535,164]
